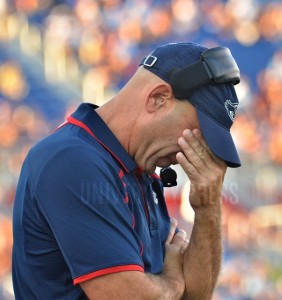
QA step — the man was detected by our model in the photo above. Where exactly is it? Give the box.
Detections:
[12,42,241,299]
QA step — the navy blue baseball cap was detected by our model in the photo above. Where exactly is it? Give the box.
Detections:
[139,42,241,168]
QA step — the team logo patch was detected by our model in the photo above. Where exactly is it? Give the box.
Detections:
[152,191,158,205]
[224,100,238,122]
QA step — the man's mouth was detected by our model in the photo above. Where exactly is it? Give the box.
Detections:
[156,157,177,168]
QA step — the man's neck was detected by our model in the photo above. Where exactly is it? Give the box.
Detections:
[96,96,140,156]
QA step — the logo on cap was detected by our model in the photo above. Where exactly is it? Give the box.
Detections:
[224,99,238,122]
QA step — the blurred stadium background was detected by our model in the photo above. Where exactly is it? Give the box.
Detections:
[0,0,281,299]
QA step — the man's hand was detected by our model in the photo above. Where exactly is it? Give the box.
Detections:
[165,218,189,255]
[176,128,227,210]
[176,128,226,300]
[156,218,188,297]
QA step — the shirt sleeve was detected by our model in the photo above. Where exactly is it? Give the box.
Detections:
[33,145,144,285]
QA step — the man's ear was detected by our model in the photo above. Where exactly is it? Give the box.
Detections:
[146,83,174,113]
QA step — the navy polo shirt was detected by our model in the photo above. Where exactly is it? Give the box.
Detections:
[12,103,170,299]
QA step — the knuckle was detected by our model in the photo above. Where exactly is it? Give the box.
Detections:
[186,165,197,177]
[198,147,206,157]
[173,230,186,243]
[185,146,194,157]
[194,156,202,167]
[170,218,178,226]
[181,159,191,171]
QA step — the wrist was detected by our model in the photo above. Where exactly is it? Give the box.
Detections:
[161,273,185,300]
[193,205,222,229]
[147,273,184,300]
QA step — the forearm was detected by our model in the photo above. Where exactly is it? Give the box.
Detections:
[82,225,187,300]
[183,205,222,299]
[147,231,187,300]
[176,128,227,299]
[147,272,185,300]
[83,270,184,300]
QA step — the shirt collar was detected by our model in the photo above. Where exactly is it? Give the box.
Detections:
[71,103,138,173]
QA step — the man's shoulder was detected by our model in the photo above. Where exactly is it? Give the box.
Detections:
[28,127,120,186]
[31,125,107,161]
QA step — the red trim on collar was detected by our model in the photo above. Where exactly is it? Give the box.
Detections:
[51,120,68,134]
[67,116,129,173]
[134,167,143,178]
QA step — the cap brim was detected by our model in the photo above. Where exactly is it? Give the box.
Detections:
[196,107,241,168]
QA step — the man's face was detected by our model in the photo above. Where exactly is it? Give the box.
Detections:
[141,100,200,174]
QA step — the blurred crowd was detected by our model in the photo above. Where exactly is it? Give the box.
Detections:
[0,0,282,299]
